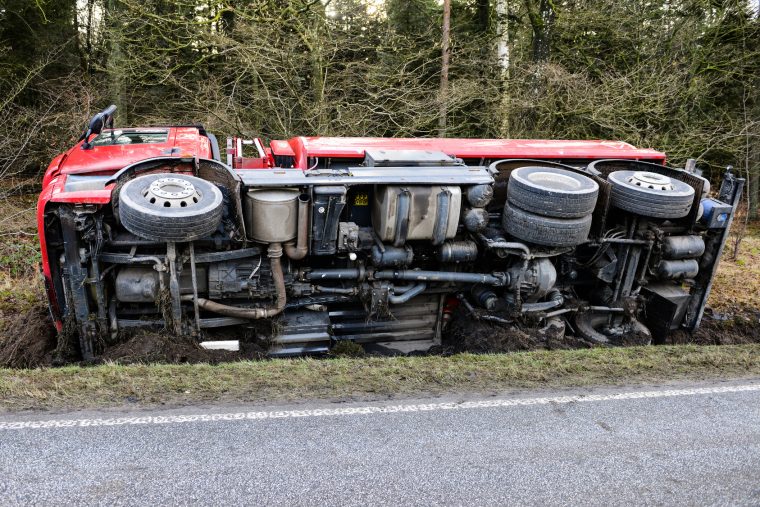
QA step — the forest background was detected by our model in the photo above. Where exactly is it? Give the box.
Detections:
[1,0,758,216]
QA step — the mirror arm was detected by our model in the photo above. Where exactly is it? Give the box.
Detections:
[80,104,117,150]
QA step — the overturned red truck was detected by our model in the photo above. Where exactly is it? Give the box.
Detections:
[38,106,743,358]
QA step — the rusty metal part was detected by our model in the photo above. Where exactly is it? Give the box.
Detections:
[181,243,286,319]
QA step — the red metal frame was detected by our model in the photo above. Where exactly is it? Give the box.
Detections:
[269,136,666,169]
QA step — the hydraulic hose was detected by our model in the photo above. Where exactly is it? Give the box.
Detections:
[521,290,564,313]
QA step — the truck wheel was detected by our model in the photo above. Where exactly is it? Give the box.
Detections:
[502,202,592,247]
[507,166,599,218]
[119,173,224,241]
[608,170,694,219]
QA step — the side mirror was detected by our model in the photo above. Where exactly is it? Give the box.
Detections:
[79,104,117,149]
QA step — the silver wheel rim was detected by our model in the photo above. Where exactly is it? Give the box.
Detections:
[627,171,674,191]
[141,177,202,208]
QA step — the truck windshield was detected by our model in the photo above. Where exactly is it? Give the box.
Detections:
[89,130,169,146]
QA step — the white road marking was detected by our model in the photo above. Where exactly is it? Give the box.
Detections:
[2,383,759,431]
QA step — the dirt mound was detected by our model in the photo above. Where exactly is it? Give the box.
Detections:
[0,300,271,367]
[1,295,758,369]
[98,325,270,364]
[445,313,534,353]
[0,302,57,368]
[99,330,238,364]
[669,308,760,345]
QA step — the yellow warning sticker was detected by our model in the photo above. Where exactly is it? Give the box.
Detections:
[354,193,369,206]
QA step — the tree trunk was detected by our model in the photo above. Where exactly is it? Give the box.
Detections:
[527,0,555,64]
[439,0,451,136]
[106,0,127,124]
[748,128,759,219]
[477,0,490,32]
[496,0,510,136]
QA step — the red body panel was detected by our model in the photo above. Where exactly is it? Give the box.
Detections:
[270,136,666,169]
[59,127,212,175]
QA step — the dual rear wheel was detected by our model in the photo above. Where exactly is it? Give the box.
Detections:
[502,166,598,246]
[502,165,697,247]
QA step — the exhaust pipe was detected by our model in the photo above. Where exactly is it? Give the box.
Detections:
[284,193,310,260]
[181,243,287,319]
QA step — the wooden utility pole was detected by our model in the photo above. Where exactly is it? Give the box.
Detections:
[438,0,451,136]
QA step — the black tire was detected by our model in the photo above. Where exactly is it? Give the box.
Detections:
[608,170,694,219]
[507,166,599,218]
[119,173,224,241]
[502,202,592,247]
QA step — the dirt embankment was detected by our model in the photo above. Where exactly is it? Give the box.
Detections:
[0,303,57,368]
[0,303,268,367]
[1,299,759,368]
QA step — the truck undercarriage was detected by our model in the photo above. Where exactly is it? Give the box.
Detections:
[38,108,744,359]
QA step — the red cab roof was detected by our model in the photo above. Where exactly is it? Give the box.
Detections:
[270,137,665,166]
[59,127,213,175]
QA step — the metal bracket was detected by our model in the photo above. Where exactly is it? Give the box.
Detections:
[166,242,183,334]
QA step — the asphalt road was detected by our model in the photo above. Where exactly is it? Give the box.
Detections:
[2,380,760,506]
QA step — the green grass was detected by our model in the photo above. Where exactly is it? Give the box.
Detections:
[2,344,760,413]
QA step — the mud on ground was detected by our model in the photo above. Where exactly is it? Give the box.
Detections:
[1,300,759,368]
[0,301,270,367]
[669,307,760,345]
[0,303,57,368]
[442,308,593,353]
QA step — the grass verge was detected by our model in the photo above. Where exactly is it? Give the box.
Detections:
[2,344,760,413]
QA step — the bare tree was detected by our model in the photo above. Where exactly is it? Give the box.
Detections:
[438,0,451,136]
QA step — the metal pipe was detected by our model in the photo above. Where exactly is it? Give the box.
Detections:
[522,290,564,313]
[305,268,364,280]
[99,253,166,270]
[611,217,637,305]
[189,243,201,332]
[389,283,427,304]
[253,137,267,159]
[588,306,625,312]
[181,243,286,319]
[543,308,573,318]
[431,190,451,246]
[106,239,165,247]
[393,190,411,247]
[636,240,655,285]
[375,269,507,286]
[599,238,649,245]
[166,242,182,334]
[284,194,310,260]
[313,286,357,295]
